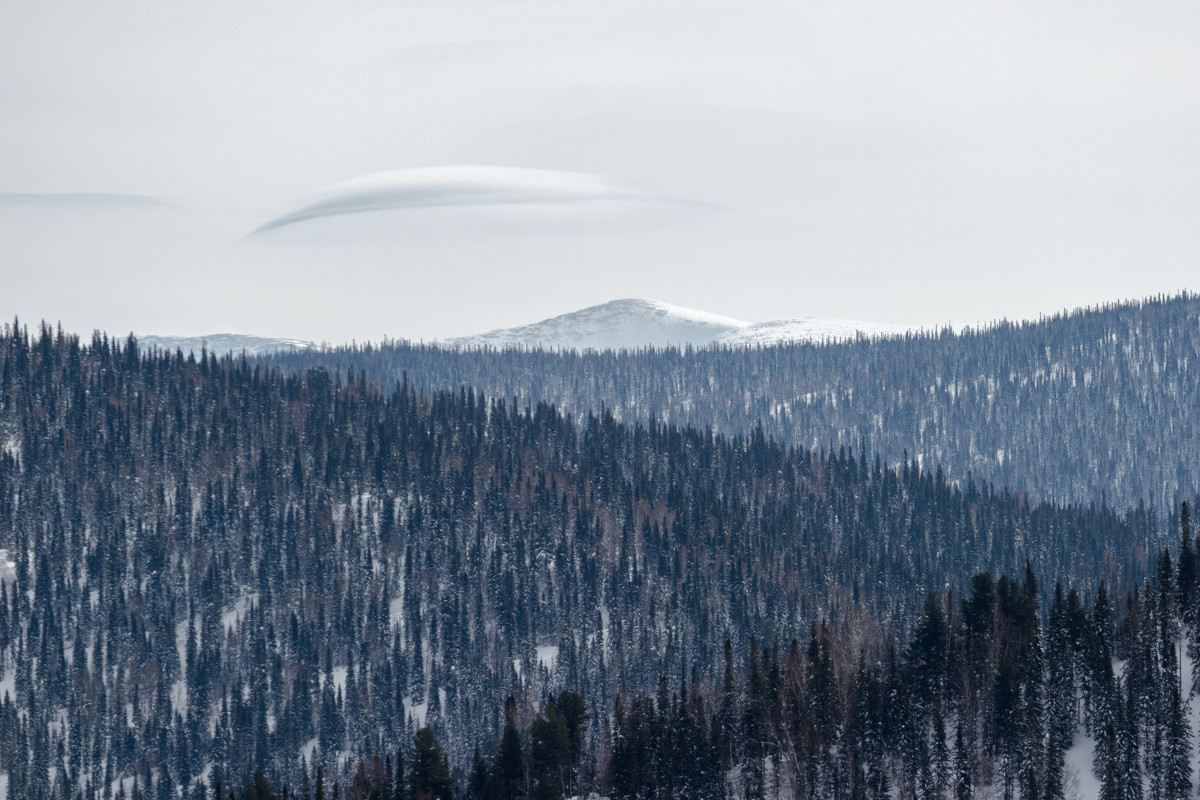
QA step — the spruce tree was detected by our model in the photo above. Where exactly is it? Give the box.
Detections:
[393,747,406,800]
[1120,677,1143,800]
[407,727,454,800]
[466,747,490,800]
[931,702,949,800]
[492,698,524,800]
[1163,678,1192,800]
[1099,722,1125,800]
[529,701,570,800]
[1043,730,1063,800]
[953,721,971,800]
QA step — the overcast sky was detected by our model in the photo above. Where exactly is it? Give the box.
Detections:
[1,0,1197,343]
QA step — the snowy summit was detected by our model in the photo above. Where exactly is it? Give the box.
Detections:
[443,299,922,351]
[444,299,748,351]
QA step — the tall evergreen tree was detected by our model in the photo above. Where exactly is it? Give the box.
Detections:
[407,728,454,800]
[953,722,972,800]
[492,697,524,800]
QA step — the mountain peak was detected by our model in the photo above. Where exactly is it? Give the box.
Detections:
[442,299,927,351]
[444,298,748,351]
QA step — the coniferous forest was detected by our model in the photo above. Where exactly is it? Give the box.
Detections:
[0,310,1198,800]
[263,293,1200,511]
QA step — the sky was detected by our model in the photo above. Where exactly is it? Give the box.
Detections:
[1,0,1197,343]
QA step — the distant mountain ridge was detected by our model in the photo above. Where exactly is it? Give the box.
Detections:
[259,292,1200,511]
[443,298,924,350]
[137,333,312,357]
[137,300,935,355]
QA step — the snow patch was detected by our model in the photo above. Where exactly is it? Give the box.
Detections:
[1059,649,1200,800]
[403,695,429,727]
[171,679,187,717]
[1063,734,1101,800]
[222,593,257,632]
[599,606,610,654]
[0,550,16,584]
[389,597,404,629]
[536,645,560,670]
[331,665,348,694]
[1183,651,1200,789]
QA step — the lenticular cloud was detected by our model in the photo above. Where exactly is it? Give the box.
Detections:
[251,166,653,234]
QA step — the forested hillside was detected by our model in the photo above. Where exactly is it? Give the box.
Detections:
[0,323,1175,798]
[262,293,1200,512]
[292,543,1200,800]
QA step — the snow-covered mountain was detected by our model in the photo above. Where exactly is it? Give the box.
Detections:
[137,334,312,357]
[136,302,942,357]
[444,299,749,351]
[443,299,923,351]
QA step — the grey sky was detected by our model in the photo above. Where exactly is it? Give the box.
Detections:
[1,0,1197,343]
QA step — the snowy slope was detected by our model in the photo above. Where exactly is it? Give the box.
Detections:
[711,317,917,346]
[137,334,312,357]
[444,299,748,351]
[1060,651,1200,800]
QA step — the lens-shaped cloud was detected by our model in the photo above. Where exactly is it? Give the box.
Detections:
[250,165,693,235]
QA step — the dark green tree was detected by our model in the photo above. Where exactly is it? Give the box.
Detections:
[492,697,525,800]
[407,728,455,800]
[466,746,491,800]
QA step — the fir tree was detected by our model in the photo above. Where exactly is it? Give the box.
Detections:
[492,698,524,800]
[407,728,454,800]
[953,721,971,800]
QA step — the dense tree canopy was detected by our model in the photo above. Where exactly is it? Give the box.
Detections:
[0,319,1189,799]
[264,292,1200,511]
